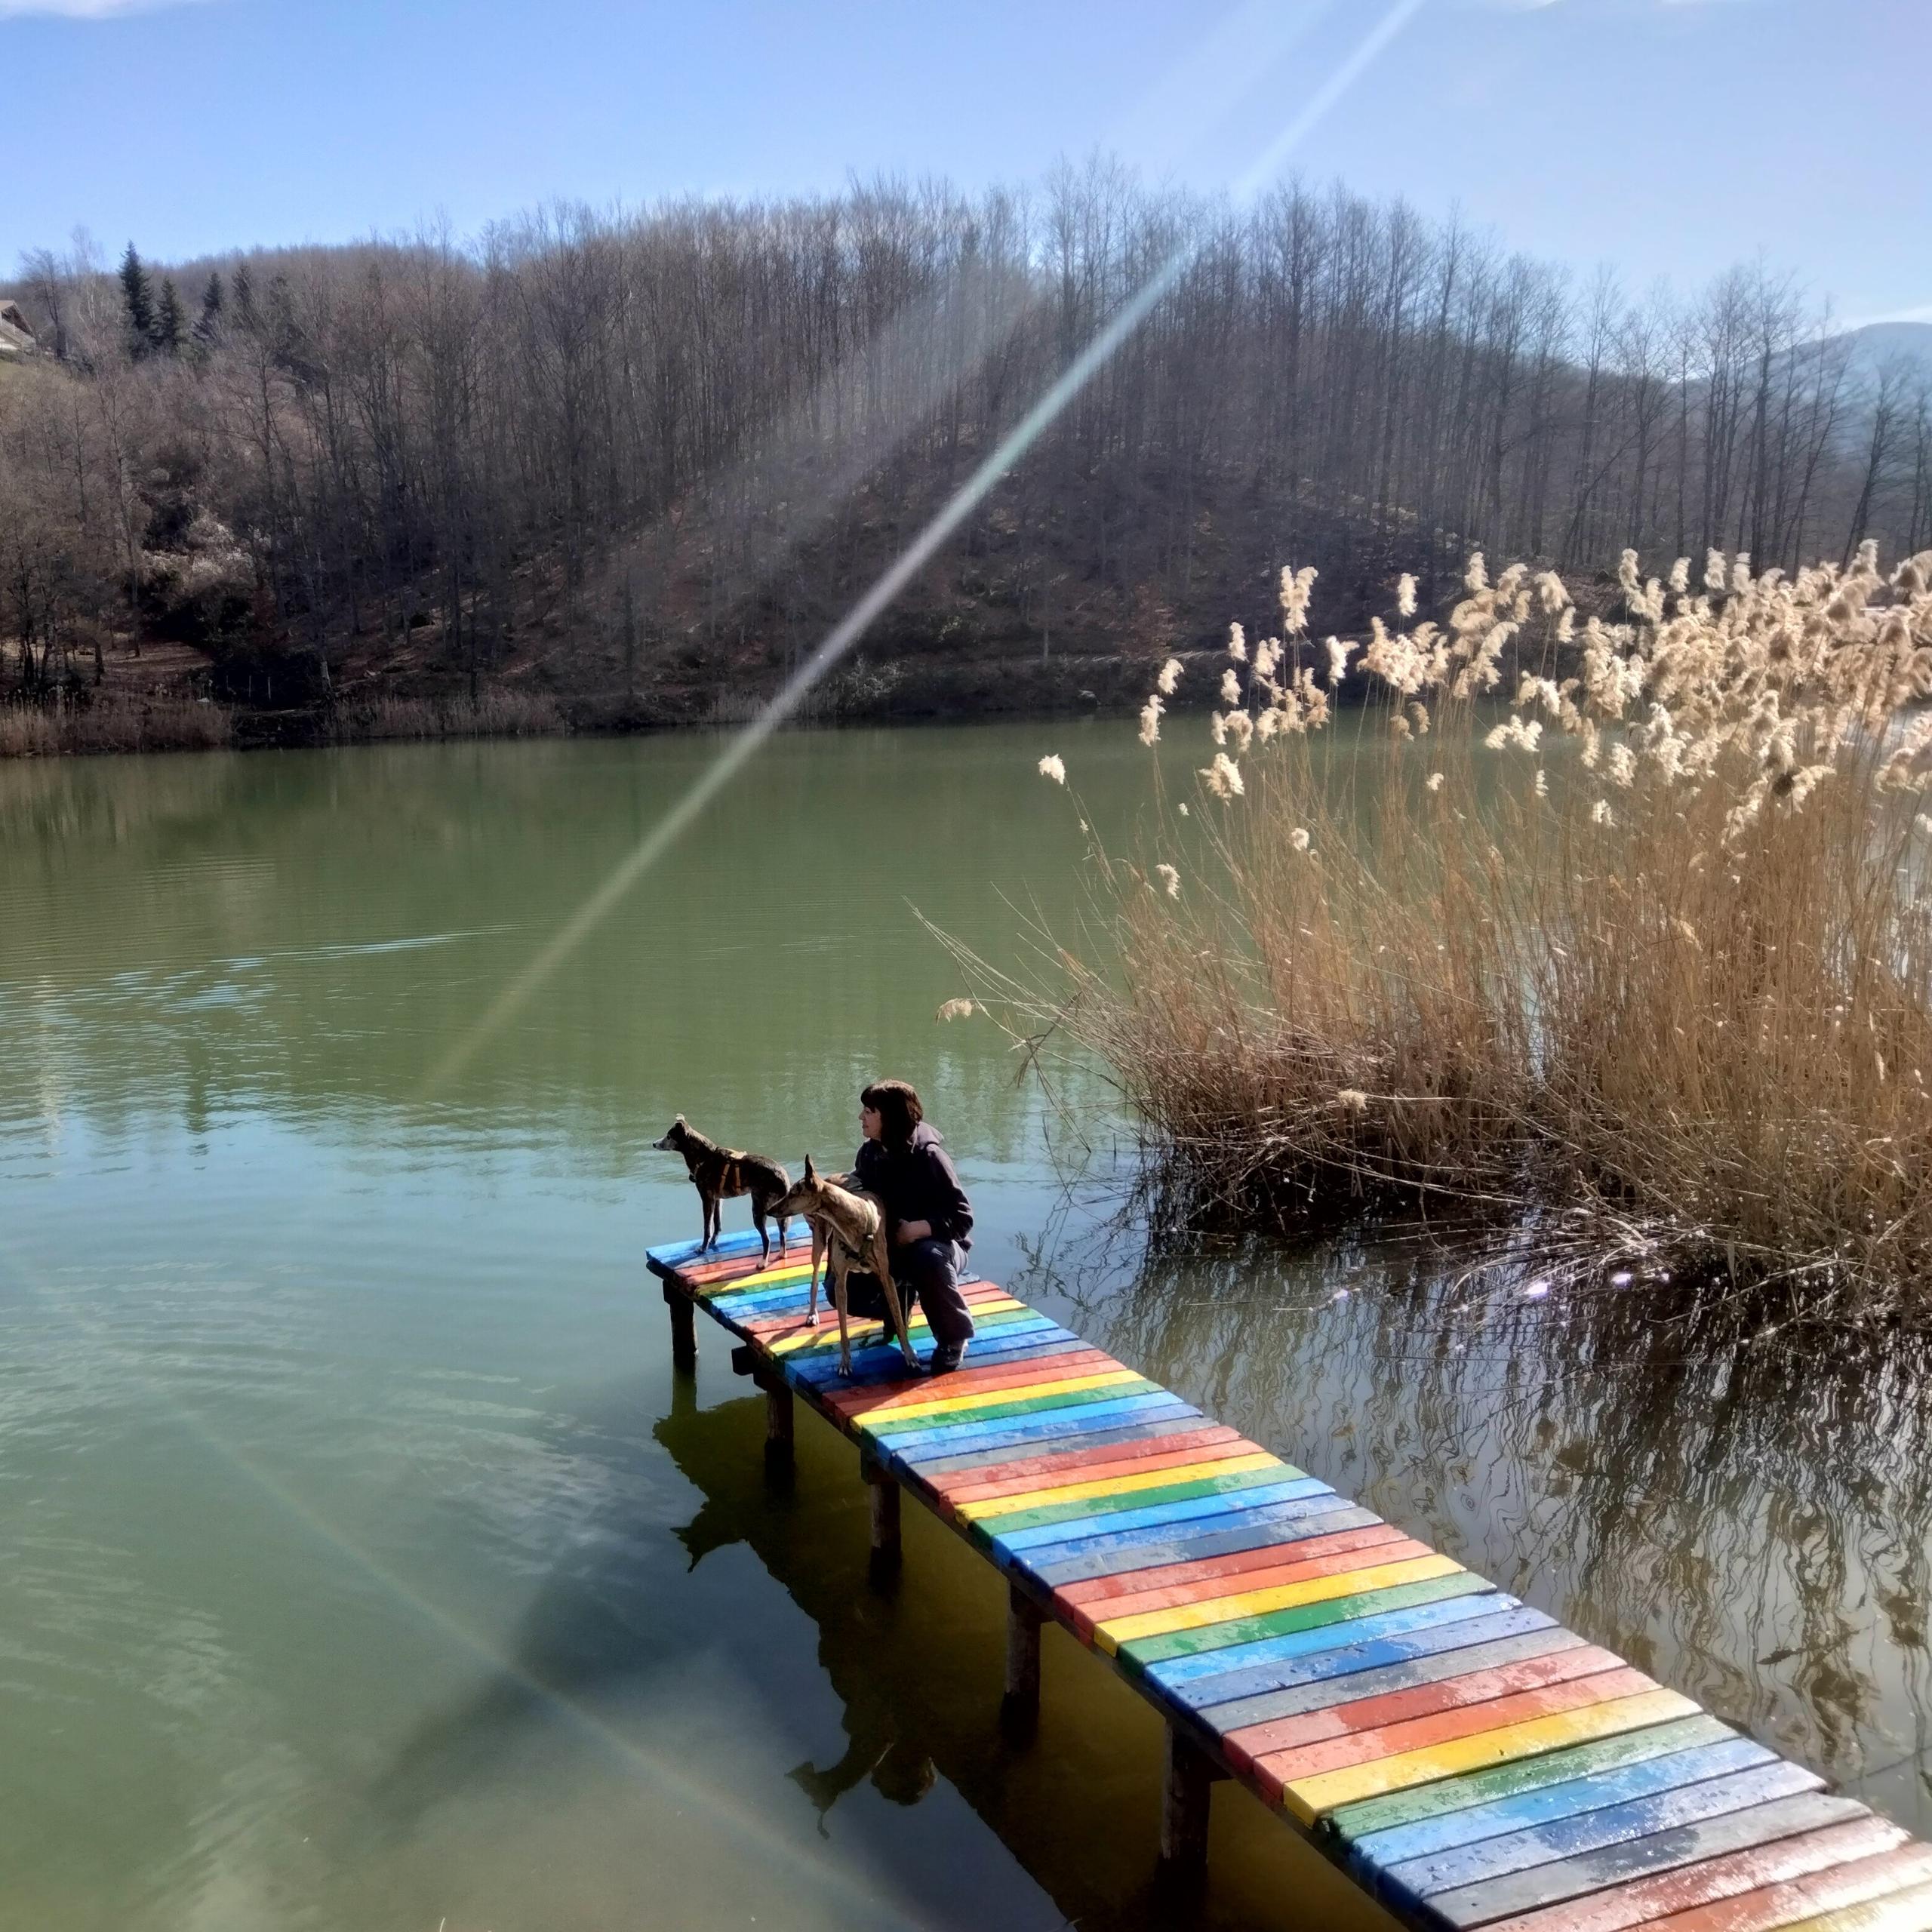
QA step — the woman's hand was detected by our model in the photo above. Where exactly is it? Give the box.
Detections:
[892,1218,934,1247]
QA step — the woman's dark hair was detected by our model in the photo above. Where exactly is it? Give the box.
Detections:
[862,1078,923,1148]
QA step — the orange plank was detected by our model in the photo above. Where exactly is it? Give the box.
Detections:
[825,1347,1118,1415]
[1253,1663,1655,1798]
[1226,1644,1625,1771]
[1484,1818,1912,1932]
[938,1433,1266,1505]
[1635,1847,1932,1931]
[1059,1521,1406,1609]
[921,1425,1247,1499]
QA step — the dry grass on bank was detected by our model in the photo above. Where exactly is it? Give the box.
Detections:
[970,544,1932,1324]
[333,690,566,743]
[0,695,234,756]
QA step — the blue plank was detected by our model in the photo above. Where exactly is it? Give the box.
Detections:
[875,1392,1201,1457]
[1391,1759,1826,1906]
[910,1414,1234,1478]
[1424,1791,1869,1929]
[1020,1498,1377,1585]
[989,1477,1332,1555]
[1180,1602,1562,1717]
[1203,1628,1588,1733]
[1349,1735,1781,1871]
[971,1462,1306,1539]
[1144,1590,1521,1692]
[786,1326,1081,1386]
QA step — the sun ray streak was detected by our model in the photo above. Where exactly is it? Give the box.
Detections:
[421,0,1429,1098]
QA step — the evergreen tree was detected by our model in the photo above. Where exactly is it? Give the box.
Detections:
[231,263,255,331]
[118,242,154,352]
[154,278,186,355]
[193,272,225,344]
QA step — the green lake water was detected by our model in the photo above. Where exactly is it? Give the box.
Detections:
[1,720,1927,1932]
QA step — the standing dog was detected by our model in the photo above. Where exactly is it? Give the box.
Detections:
[653,1116,792,1266]
[771,1158,921,1377]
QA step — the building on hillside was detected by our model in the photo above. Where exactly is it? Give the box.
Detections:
[0,300,38,358]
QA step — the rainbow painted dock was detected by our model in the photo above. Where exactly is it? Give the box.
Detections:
[646,1228,1932,1931]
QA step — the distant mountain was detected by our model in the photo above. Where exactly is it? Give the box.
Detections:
[1832,320,1932,387]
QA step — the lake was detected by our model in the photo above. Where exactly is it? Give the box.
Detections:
[1,721,1926,1932]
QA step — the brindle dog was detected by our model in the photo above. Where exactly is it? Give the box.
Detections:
[771,1157,921,1377]
[653,1116,792,1266]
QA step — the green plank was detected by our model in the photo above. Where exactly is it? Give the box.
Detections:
[1119,1572,1494,1668]
[859,1377,1161,1438]
[969,1463,1303,1537]
[1324,1712,1736,1841]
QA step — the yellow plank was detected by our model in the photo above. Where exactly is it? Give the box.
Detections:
[1094,1553,1464,1654]
[1777,1880,1932,1932]
[1277,1687,1702,1823]
[764,1295,1029,1353]
[858,1367,1146,1425]
[955,1450,1283,1520]
[706,1262,817,1293]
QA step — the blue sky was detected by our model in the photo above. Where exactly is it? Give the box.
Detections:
[2,0,1927,325]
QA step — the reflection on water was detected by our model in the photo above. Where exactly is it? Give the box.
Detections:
[0,724,1927,1930]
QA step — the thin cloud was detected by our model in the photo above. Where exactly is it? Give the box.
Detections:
[0,0,217,17]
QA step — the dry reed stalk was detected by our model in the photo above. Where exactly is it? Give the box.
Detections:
[966,544,1932,1322]
[0,697,233,755]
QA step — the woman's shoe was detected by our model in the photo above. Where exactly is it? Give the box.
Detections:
[928,1341,968,1375]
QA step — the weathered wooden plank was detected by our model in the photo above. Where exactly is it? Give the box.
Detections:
[972,1461,1303,1539]
[1345,1731,1771,1869]
[1426,1792,1874,1929]
[1278,1687,1704,1823]
[1201,1627,1586,1734]
[1383,1759,1826,1910]
[1769,1878,1932,1931]
[948,1442,1278,1515]
[1629,1846,1932,1931]
[1324,1714,1737,1842]
[825,1348,1121,1415]
[1060,1519,1409,1611]
[912,1414,1242,1481]
[1017,1498,1376,1586]
[934,1428,1256,1504]
[1121,1571,1501,1673]
[989,1476,1333,1559]
[1078,1536,1440,1644]
[867,1390,1196,1455]
[1478,1817,1912,1932]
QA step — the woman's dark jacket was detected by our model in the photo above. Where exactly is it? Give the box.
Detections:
[853,1122,974,1251]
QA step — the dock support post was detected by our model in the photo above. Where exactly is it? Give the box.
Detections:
[1158,1724,1223,1880]
[663,1283,697,1371]
[762,1377,794,1471]
[864,1460,901,1585]
[1001,1583,1044,1740]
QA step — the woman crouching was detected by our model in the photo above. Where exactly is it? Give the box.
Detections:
[849,1078,976,1375]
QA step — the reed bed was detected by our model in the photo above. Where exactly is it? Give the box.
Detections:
[974,544,1932,1324]
[334,689,566,743]
[0,696,233,756]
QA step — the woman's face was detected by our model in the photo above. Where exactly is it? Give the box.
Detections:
[860,1102,884,1143]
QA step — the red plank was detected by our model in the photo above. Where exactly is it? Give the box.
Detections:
[1632,1845,1932,1930]
[1483,1818,1912,1932]
[1251,1664,1656,1800]
[935,1432,1265,1504]
[1226,1644,1626,1772]
[1060,1521,1410,1611]
[921,1425,1247,1498]
[1067,1534,1434,1642]
[823,1347,1118,1415]
[739,1281,1014,1337]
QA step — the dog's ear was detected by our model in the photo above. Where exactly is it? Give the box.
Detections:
[674,1114,685,1127]
[803,1154,817,1182]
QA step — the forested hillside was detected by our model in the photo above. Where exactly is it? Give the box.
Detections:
[4,161,1929,743]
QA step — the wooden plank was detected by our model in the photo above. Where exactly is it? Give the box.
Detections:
[1254,1663,1655,1798]
[1630,1847,1932,1931]
[847,1365,1152,1427]
[1060,1520,1408,1611]
[1277,1687,1704,1823]
[1076,1536,1440,1644]
[1201,1627,1586,1734]
[1325,1714,1737,1842]
[912,1414,1239,1480]
[825,1348,1120,1415]
[1382,1760,1826,1911]
[973,1461,1303,1539]
[1121,1571,1501,1673]
[1479,1817,1912,1932]
[943,1438,1274,1511]
[1427,1793,1875,1929]
[1019,1499,1377,1587]
[867,1392,1200,1456]
[1769,1879,1932,1931]
[933,1427,1254,1502]
[1345,1732,1772,1868]
[1150,1593,1537,1701]
[989,1476,1331,1556]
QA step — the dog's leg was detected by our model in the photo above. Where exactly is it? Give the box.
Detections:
[805,1225,824,1327]
[753,1198,771,1269]
[697,1188,713,1253]
[874,1228,921,1369]
[832,1251,853,1377]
